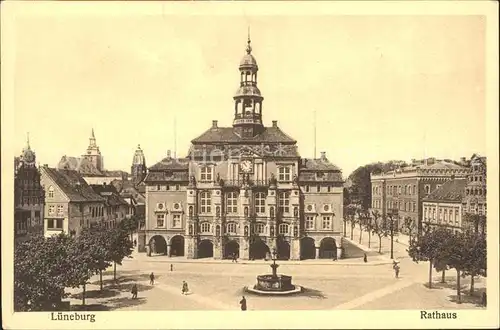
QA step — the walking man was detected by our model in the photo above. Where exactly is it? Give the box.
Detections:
[394,263,400,278]
[239,296,247,311]
[170,264,174,272]
[150,272,155,285]
[131,284,138,299]
[182,281,189,295]
[363,253,368,263]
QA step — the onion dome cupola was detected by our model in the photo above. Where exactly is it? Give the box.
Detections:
[233,31,264,138]
[21,132,36,165]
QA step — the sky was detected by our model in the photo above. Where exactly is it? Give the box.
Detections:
[9,12,486,177]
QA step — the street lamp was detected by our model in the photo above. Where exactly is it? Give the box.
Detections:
[388,208,399,259]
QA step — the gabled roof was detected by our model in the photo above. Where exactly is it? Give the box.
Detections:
[43,167,104,202]
[191,126,297,144]
[149,157,190,171]
[423,178,467,203]
[300,158,341,172]
[110,179,146,204]
[58,156,103,176]
[102,170,129,177]
[144,171,189,183]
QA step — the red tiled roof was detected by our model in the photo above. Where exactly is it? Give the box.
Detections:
[43,167,104,202]
[423,179,467,203]
[191,126,297,144]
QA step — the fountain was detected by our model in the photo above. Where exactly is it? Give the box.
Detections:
[245,248,302,295]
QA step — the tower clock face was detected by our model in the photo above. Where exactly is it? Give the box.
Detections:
[240,160,253,173]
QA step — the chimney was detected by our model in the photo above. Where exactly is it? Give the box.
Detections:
[460,157,466,163]
[272,120,278,128]
[167,150,171,158]
[212,120,218,129]
[320,152,326,160]
[411,159,416,165]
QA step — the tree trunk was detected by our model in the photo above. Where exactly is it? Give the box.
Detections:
[99,269,103,291]
[82,283,86,305]
[428,260,433,289]
[470,274,475,295]
[343,221,347,237]
[378,236,382,253]
[351,224,354,240]
[359,226,363,244]
[441,269,446,283]
[456,269,461,303]
[114,262,117,281]
[368,231,371,248]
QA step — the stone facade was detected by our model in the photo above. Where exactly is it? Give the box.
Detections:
[462,154,487,233]
[143,37,344,260]
[370,158,469,233]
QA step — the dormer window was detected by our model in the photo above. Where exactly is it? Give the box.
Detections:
[48,186,54,198]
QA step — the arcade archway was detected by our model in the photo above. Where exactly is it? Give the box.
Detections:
[224,240,240,259]
[170,235,185,257]
[319,237,337,259]
[250,238,270,260]
[198,239,214,259]
[277,238,290,260]
[149,235,167,255]
[300,237,316,260]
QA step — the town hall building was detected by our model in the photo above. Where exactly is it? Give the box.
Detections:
[143,36,344,260]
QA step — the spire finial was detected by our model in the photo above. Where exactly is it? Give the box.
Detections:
[91,128,95,139]
[26,132,30,148]
[246,27,252,54]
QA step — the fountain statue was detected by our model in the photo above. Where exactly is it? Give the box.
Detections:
[244,248,302,295]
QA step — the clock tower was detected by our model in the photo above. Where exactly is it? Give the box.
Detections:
[233,33,264,139]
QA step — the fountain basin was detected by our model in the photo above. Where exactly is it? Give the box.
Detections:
[244,274,303,296]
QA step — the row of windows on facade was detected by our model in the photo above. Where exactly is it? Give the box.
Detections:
[155,218,333,234]
[46,218,118,230]
[372,199,417,213]
[464,203,486,215]
[18,196,42,205]
[423,207,460,225]
[466,187,486,196]
[199,166,295,182]
[198,191,291,214]
[469,175,485,182]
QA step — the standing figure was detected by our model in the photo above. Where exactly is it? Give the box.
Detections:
[133,239,137,247]
[239,296,247,311]
[394,263,400,278]
[150,272,155,285]
[131,284,138,299]
[363,253,368,263]
[170,264,174,272]
[182,281,189,295]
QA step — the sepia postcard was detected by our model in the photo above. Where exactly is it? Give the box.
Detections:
[1,1,499,329]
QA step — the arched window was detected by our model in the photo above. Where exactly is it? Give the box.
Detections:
[255,223,265,234]
[226,222,237,234]
[279,191,290,214]
[279,223,289,235]
[226,191,238,214]
[48,186,54,198]
[425,185,430,194]
[255,192,266,214]
[200,222,211,233]
[200,191,211,214]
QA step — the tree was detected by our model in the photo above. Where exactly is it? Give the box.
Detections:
[371,210,389,254]
[77,226,112,292]
[461,229,487,295]
[363,211,374,248]
[120,215,139,240]
[14,233,90,311]
[403,216,417,243]
[107,226,134,281]
[463,213,486,235]
[445,231,469,304]
[344,204,358,240]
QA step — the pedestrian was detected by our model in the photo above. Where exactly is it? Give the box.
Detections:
[170,264,173,272]
[394,264,400,278]
[239,296,247,311]
[131,284,138,299]
[363,253,368,263]
[133,239,137,247]
[234,253,238,263]
[481,292,487,306]
[231,253,235,263]
[149,272,155,285]
[182,281,189,295]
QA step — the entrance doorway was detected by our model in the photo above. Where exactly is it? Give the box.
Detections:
[224,240,240,259]
[198,239,214,259]
[250,238,270,260]
[319,237,337,259]
[300,237,316,260]
[170,235,185,257]
[149,235,167,255]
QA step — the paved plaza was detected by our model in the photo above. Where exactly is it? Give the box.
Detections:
[64,226,486,311]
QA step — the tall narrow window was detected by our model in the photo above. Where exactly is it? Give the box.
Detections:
[172,214,181,228]
[278,191,290,214]
[156,214,165,227]
[226,191,238,214]
[200,222,211,233]
[322,216,332,229]
[254,192,266,214]
[57,205,64,216]
[278,223,289,235]
[200,191,211,214]
[278,166,291,182]
[306,216,314,229]
[48,186,54,198]
[227,222,237,234]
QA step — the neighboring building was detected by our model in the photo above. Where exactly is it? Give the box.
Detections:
[422,178,467,233]
[131,144,147,186]
[462,154,487,233]
[370,158,469,232]
[40,167,106,237]
[143,36,344,261]
[14,137,45,242]
[57,130,129,185]
[90,184,129,229]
